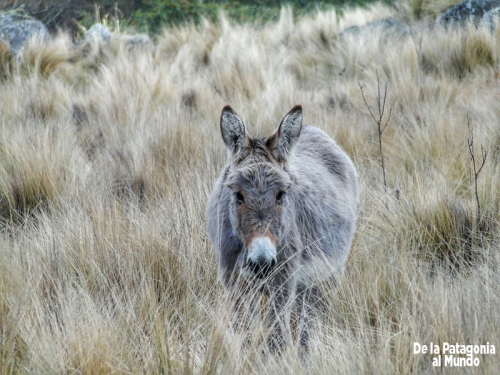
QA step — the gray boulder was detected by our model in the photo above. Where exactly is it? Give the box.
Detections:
[439,0,500,27]
[0,8,50,55]
[122,34,151,47]
[85,24,111,44]
[82,24,152,52]
[339,19,411,40]
[0,31,9,48]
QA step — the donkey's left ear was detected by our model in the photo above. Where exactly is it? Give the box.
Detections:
[220,105,251,162]
[267,105,302,162]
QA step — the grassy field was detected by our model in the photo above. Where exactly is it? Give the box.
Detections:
[1,2,500,374]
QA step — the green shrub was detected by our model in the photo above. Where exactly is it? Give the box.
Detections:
[2,0,396,36]
[131,0,395,33]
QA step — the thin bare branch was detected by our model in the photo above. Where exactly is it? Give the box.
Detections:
[376,72,381,117]
[381,107,392,134]
[358,83,378,125]
[476,146,488,176]
[467,114,488,222]
[380,82,387,122]
[359,71,392,189]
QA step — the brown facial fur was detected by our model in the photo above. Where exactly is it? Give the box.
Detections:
[226,161,291,253]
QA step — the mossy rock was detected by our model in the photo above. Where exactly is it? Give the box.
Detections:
[339,19,411,41]
[0,7,50,55]
[440,0,500,27]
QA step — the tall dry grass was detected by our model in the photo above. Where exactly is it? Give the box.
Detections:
[1,2,499,374]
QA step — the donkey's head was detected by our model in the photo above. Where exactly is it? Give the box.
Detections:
[220,106,302,280]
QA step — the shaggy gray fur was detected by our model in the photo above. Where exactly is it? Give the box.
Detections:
[207,105,358,351]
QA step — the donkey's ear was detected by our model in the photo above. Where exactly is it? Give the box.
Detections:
[267,105,302,162]
[220,106,250,161]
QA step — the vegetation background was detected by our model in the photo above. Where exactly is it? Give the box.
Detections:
[1,0,499,374]
[3,0,418,34]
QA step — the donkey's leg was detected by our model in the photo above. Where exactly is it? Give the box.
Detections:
[228,281,263,350]
[295,286,310,352]
[296,284,327,355]
[266,278,296,354]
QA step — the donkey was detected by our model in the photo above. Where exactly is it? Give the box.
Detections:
[207,105,358,352]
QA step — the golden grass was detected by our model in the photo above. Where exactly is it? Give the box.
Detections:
[411,0,462,20]
[0,38,13,80]
[1,2,500,374]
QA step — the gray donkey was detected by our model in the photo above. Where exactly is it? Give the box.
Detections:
[207,105,358,351]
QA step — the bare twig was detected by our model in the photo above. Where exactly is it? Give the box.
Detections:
[467,114,488,222]
[359,71,392,189]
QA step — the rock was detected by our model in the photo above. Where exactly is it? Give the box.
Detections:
[86,24,111,44]
[339,19,411,40]
[0,8,50,55]
[83,25,151,50]
[0,31,9,48]
[439,0,500,27]
[121,34,151,47]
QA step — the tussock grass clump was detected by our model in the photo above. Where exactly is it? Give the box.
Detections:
[20,33,77,79]
[0,38,13,80]
[411,0,461,20]
[1,2,500,373]
[0,123,88,224]
[0,293,27,375]
[404,196,486,268]
[419,24,497,78]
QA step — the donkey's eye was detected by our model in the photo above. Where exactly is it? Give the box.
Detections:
[235,191,245,205]
[276,191,285,205]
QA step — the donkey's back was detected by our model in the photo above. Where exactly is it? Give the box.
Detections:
[288,125,358,287]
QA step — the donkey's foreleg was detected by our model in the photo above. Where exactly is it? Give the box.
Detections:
[266,278,296,354]
[295,284,324,354]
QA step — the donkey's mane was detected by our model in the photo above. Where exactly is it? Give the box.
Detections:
[244,137,275,163]
[229,160,290,191]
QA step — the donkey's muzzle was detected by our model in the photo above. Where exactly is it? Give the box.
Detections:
[246,236,277,279]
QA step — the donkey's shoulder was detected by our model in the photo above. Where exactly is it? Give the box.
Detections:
[294,125,356,186]
[296,125,339,148]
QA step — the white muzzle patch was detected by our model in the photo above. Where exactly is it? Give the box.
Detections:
[247,236,277,264]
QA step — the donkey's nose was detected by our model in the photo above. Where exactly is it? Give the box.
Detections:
[246,236,277,279]
[248,257,276,279]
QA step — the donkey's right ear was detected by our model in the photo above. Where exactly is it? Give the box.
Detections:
[220,106,250,161]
